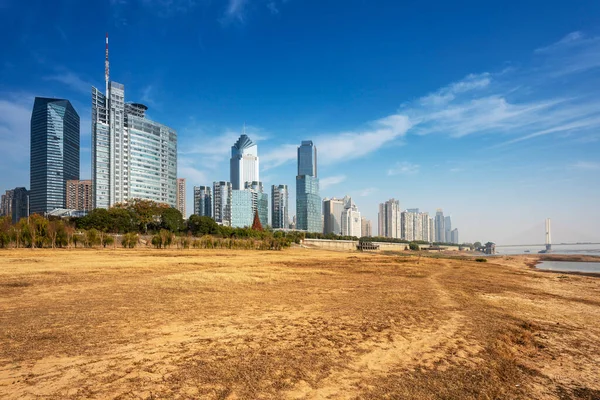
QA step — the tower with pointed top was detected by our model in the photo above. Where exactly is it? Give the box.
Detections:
[230,133,259,190]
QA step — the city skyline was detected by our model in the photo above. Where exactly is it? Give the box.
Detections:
[1,1,599,243]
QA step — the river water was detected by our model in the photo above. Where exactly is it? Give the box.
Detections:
[495,243,600,256]
[536,261,600,274]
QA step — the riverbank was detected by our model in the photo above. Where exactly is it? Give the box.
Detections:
[1,249,599,399]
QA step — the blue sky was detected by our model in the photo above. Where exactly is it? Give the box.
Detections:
[1,0,599,244]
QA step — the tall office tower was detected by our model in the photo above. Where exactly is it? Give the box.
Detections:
[419,212,430,242]
[341,197,361,237]
[230,134,259,190]
[451,228,459,244]
[245,181,268,227]
[323,197,345,235]
[435,209,445,243]
[296,141,321,232]
[193,186,212,217]
[0,190,14,218]
[30,97,80,215]
[444,216,452,243]
[231,190,254,228]
[271,184,288,229]
[176,178,186,216]
[92,35,177,209]
[378,199,401,238]
[213,181,232,226]
[361,217,372,237]
[66,180,92,211]
[3,188,29,224]
[401,211,416,241]
[429,217,435,243]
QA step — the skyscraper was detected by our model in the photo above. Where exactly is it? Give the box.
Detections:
[213,181,232,226]
[193,186,212,217]
[30,97,80,215]
[419,212,430,242]
[66,180,92,212]
[323,197,345,235]
[230,134,259,190]
[361,217,372,237]
[0,190,14,219]
[271,184,288,229]
[177,178,186,216]
[296,141,321,232]
[435,209,445,243]
[444,215,452,243]
[2,188,29,224]
[401,211,416,241]
[92,35,177,209]
[231,189,254,228]
[341,197,361,237]
[378,199,401,238]
[451,228,459,244]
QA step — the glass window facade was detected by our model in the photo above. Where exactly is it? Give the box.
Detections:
[296,175,321,232]
[30,98,80,215]
[297,140,317,177]
[231,190,254,228]
[271,184,288,229]
[193,186,212,217]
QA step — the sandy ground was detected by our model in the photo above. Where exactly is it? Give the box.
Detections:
[0,248,599,399]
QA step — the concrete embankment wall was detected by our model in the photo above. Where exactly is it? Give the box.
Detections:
[302,239,462,252]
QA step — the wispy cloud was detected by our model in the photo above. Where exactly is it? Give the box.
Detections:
[570,161,600,170]
[44,69,92,95]
[0,93,33,190]
[140,85,159,108]
[534,31,600,76]
[387,162,419,176]
[223,0,248,23]
[320,175,346,190]
[358,187,377,197]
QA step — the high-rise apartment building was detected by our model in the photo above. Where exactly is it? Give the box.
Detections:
[1,188,29,224]
[401,211,416,241]
[296,141,321,232]
[230,134,259,190]
[92,35,177,209]
[429,217,435,243]
[419,212,430,242]
[341,197,361,237]
[193,186,212,217]
[213,181,232,226]
[30,97,80,215]
[66,180,92,211]
[444,216,452,243]
[271,184,288,229]
[435,209,445,243]
[361,217,372,237]
[0,190,14,219]
[323,197,345,235]
[378,199,401,238]
[176,178,186,216]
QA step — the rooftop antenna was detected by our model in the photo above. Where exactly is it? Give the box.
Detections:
[105,33,110,97]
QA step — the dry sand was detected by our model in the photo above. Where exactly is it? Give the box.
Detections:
[0,248,599,399]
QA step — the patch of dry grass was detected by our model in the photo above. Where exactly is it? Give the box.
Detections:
[0,249,599,399]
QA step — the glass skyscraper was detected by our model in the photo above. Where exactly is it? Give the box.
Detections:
[296,141,321,232]
[231,190,254,228]
[30,97,80,215]
[92,36,177,209]
[271,184,288,229]
[193,186,212,217]
[435,209,445,243]
[230,134,259,190]
[213,181,232,226]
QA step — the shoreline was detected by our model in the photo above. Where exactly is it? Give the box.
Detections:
[525,256,600,278]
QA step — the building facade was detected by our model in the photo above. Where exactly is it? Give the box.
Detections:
[230,134,259,190]
[323,197,345,235]
[30,97,80,215]
[296,141,321,232]
[435,209,445,243]
[444,215,452,243]
[231,190,254,228]
[378,199,401,238]
[1,188,29,224]
[66,180,92,211]
[341,197,361,237]
[271,184,288,229]
[451,228,459,244]
[245,181,268,228]
[213,181,232,226]
[401,211,417,241]
[0,190,14,219]
[193,186,212,217]
[176,178,186,216]
[92,36,177,209]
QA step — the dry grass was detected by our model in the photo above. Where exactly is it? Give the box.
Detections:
[1,248,599,399]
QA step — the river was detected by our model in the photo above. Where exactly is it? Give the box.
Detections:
[495,243,600,256]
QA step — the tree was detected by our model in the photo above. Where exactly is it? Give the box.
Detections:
[161,207,184,232]
[409,242,420,251]
[28,214,48,248]
[251,210,263,231]
[474,241,482,250]
[188,215,220,236]
[108,207,135,233]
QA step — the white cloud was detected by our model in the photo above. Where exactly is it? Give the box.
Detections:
[358,187,377,197]
[223,0,248,22]
[571,161,600,170]
[320,175,346,190]
[44,70,92,95]
[534,31,600,76]
[387,162,419,176]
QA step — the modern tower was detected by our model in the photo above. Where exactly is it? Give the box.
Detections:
[378,199,401,238]
[271,184,289,229]
[444,215,452,243]
[435,209,445,243]
[92,34,177,209]
[341,197,361,237]
[193,186,212,217]
[230,133,259,190]
[176,178,186,216]
[296,141,321,232]
[213,181,232,226]
[30,97,80,215]
[323,197,345,235]
[361,217,372,237]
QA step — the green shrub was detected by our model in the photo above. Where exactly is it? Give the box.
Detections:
[475,258,488,263]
